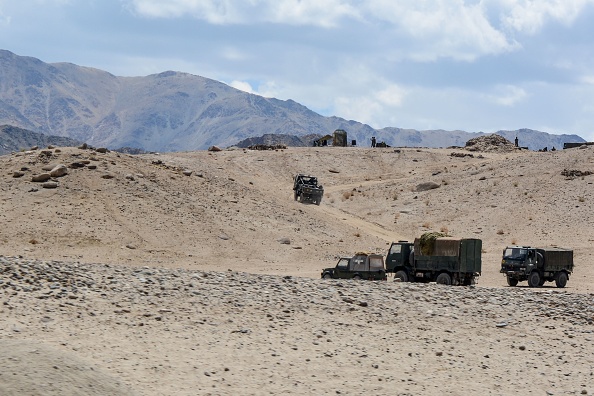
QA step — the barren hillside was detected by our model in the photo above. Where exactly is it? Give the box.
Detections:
[1,144,594,396]
[1,144,592,290]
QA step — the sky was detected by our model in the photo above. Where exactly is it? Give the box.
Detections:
[1,0,594,140]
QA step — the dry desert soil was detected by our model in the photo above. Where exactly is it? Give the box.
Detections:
[1,144,593,395]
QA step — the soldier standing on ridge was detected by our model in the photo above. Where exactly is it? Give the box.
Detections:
[371,136,376,148]
[514,136,519,147]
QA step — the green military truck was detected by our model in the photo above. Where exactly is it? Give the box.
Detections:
[386,236,482,286]
[321,253,387,281]
[500,246,574,288]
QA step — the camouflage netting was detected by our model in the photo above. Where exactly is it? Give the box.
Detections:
[418,232,448,256]
[465,134,517,153]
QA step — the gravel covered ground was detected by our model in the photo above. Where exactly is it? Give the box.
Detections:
[2,255,593,395]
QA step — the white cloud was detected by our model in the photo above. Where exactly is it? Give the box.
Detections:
[124,0,358,26]
[580,75,594,85]
[363,1,518,60]
[229,80,253,93]
[487,84,528,106]
[220,46,248,61]
[502,0,594,34]
[375,85,406,107]
[123,0,594,62]
[0,12,9,27]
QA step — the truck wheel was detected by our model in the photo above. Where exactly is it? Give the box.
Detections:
[293,191,298,201]
[323,273,332,279]
[528,271,541,288]
[353,275,362,280]
[394,270,408,282]
[436,273,452,285]
[555,272,568,288]
[506,277,518,287]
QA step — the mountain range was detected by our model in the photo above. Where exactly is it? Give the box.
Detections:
[0,49,586,152]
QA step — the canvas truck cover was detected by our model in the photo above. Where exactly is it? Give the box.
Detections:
[459,238,482,274]
[414,237,462,257]
[413,237,482,274]
[433,238,462,256]
[537,248,574,272]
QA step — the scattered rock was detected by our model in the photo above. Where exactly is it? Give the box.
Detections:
[208,146,222,152]
[415,181,440,192]
[465,134,516,152]
[12,171,25,178]
[31,173,51,182]
[450,152,474,158]
[183,170,193,176]
[49,164,68,177]
[42,182,58,189]
[561,169,593,179]
[96,147,109,153]
[101,173,114,179]
[278,237,291,245]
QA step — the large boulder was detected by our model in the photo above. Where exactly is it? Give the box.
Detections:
[49,164,68,177]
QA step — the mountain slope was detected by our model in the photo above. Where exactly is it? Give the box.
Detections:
[0,125,81,154]
[0,49,586,151]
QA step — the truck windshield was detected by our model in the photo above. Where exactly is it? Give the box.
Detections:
[336,258,349,269]
[388,244,402,255]
[503,248,527,260]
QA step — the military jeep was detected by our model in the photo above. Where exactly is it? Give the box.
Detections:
[293,174,323,205]
[321,253,387,281]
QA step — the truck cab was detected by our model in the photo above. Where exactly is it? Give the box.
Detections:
[386,241,414,281]
[321,253,386,281]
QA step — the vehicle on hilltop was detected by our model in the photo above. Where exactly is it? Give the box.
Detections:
[293,174,323,205]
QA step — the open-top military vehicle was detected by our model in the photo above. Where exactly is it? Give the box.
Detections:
[293,174,323,205]
[321,253,387,281]
[500,246,574,288]
[386,234,481,286]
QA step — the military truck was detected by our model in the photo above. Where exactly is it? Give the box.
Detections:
[321,253,387,281]
[386,236,482,285]
[500,246,574,288]
[293,174,324,205]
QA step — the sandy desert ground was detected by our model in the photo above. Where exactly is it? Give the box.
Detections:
[1,142,593,395]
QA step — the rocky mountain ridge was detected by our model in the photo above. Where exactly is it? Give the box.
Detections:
[0,49,586,152]
[0,124,81,155]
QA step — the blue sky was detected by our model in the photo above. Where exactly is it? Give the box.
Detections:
[1,0,594,140]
